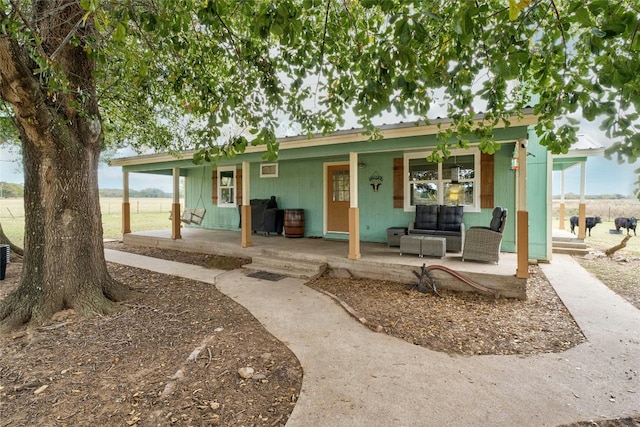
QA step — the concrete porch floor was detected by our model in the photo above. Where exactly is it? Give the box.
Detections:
[121,227,521,281]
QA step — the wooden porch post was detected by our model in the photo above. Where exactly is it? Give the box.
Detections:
[558,170,565,230]
[241,161,252,248]
[516,139,529,279]
[171,167,181,240]
[348,152,361,260]
[122,171,131,234]
[577,161,587,240]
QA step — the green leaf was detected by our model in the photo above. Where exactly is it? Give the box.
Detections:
[601,22,627,38]
[113,22,127,42]
[80,0,98,12]
[379,0,395,12]
[396,18,411,46]
[508,0,519,21]
[271,23,283,36]
[587,0,611,17]
[572,7,592,27]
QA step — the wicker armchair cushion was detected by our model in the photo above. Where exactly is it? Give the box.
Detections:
[438,205,464,231]
[415,205,439,230]
[489,207,505,232]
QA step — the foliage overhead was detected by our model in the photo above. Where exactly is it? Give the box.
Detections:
[1,1,639,175]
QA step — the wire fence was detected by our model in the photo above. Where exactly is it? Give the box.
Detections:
[552,199,640,222]
[0,197,182,219]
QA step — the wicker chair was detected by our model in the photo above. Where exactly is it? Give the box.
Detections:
[462,207,507,264]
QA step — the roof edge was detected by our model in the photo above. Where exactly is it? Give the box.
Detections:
[110,108,537,167]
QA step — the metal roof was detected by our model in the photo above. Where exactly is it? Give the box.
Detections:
[110,108,537,167]
[570,133,605,153]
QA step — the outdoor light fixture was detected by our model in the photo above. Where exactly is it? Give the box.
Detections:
[450,164,461,184]
[447,159,463,205]
[511,150,519,170]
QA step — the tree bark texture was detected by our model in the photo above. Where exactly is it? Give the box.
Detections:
[0,1,130,329]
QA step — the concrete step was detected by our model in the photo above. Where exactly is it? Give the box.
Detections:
[243,256,327,280]
[552,236,585,244]
[552,240,588,250]
[552,246,590,256]
[552,236,590,256]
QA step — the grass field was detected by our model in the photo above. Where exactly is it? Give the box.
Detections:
[0,197,179,246]
[553,198,640,255]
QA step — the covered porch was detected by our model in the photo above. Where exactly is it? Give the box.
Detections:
[552,134,605,240]
[111,116,541,284]
[120,227,527,299]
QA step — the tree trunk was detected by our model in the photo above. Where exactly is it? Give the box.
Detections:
[0,1,130,330]
[0,127,131,329]
[0,221,24,258]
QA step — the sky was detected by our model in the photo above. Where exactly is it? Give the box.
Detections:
[549,119,639,197]
[0,146,176,193]
[1,121,638,196]
[552,155,638,196]
[98,157,175,192]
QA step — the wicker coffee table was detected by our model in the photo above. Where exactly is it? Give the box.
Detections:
[400,235,446,258]
[399,235,423,257]
[420,236,446,258]
[400,235,424,258]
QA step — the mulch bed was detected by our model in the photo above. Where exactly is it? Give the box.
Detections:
[0,259,301,426]
[309,264,586,356]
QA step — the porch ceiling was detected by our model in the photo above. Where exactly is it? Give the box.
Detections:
[551,133,605,171]
[552,157,587,171]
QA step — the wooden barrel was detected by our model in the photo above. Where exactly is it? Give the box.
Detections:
[284,209,305,238]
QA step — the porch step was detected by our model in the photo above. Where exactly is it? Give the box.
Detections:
[552,239,590,256]
[553,240,587,249]
[553,247,591,256]
[553,236,584,244]
[243,256,328,280]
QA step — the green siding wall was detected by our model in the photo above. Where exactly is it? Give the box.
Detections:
[250,157,327,236]
[526,128,550,260]
[487,145,517,252]
[183,166,240,230]
[356,152,411,242]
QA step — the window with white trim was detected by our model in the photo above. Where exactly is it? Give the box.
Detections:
[217,166,236,207]
[404,149,480,212]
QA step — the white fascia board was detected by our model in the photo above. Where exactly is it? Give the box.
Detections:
[110,110,538,167]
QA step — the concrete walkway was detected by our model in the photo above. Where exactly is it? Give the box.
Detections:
[105,249,640,426]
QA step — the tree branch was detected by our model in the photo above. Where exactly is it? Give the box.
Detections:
[49,15,85,60]
[320,0,331,62]
[547,0,568,72]
[212,7,243,74]
[629,19,640,51]
[605,235,631,257]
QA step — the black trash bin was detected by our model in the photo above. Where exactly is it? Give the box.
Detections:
[0,244,9,280]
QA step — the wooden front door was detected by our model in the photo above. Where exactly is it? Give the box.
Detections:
[327,164,350,233]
